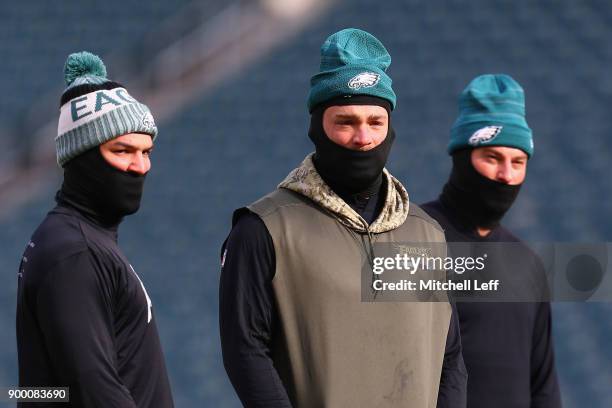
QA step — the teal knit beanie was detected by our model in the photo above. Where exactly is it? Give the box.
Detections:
[56,51,157,167]
[307,28,396,112]
[448,74,533,157]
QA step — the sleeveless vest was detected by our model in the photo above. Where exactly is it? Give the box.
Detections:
[248,184,451,407]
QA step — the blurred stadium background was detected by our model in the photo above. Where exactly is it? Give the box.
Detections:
[1,0,611,406]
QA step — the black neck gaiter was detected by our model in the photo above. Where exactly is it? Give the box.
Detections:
[57,147,147,227]
[308,96,395,197]
[440,149,522,230]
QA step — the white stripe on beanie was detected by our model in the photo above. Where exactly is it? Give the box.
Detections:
[57,88,139,136]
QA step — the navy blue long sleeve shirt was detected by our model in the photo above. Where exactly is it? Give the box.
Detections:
[422,199,562,408]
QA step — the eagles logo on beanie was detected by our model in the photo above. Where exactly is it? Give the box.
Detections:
[56,51,157,167]
[307,28,396,112]
[448,74,533,157]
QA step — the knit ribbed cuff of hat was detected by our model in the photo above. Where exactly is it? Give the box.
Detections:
[56,92,157,167]
[448,121,533,157]
[308,65,396,112]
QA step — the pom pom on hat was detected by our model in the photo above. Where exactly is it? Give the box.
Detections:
[56,50,158,167]
[64,51,107,86]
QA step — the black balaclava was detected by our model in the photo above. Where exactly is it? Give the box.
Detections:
[57,146,147,227]
[440,149,522,230]
[308,95,395,197]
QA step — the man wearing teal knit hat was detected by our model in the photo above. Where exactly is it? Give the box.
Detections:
[17,51,174,407]
[422,74,561,408]
[220,28,466,407]
[448,74,534,157]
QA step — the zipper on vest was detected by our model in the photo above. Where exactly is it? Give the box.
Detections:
[364,225,380,300]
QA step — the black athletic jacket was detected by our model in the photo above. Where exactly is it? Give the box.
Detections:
[16,200,174,408]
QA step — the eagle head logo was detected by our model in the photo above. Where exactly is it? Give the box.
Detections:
[468,126,503,146]
[141,112,156,131]
[348,72,381,90]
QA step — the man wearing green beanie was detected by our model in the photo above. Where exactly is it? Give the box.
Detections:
[220,28,466,407]
[16,52,173,407]
[422,74,562,408]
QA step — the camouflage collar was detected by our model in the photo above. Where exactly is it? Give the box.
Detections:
[278,153,410,233]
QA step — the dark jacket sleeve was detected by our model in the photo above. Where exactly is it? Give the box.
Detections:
[530,302,562,408]
[437,301,468,408]
[35,251,137,407]
[219,211,292,408]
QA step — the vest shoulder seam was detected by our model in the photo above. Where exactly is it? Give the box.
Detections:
[407,204,445,234]
[250,188,314,218]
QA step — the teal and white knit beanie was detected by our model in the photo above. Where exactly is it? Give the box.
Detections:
[448,74,533,157]
[307,28,396,112]
[56,51,157,167]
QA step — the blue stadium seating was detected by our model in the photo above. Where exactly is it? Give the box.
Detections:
[1,1,611,406]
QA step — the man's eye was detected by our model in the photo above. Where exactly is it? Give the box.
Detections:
[144,150,153,156]
[114,150,127,154]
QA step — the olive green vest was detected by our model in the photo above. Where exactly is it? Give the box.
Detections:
[246,154,452,408]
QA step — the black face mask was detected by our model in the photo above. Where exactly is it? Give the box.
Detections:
[308,96,395,196]
[58,147,147,226]
[440,149,522,230]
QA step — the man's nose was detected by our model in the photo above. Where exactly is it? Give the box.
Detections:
[352,125,373,148]
[496,161,513,184]
[129,153,149,175]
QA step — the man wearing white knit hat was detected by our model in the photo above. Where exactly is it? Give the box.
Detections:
[16,51,173,408]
